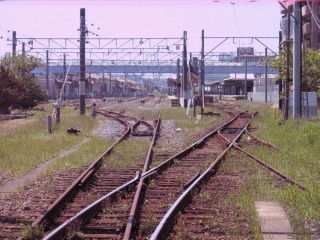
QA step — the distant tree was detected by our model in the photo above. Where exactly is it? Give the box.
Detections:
[271,47,320,97]
[0,55,48,114]
[0,65,20,113]
[302,48,320,94]
[1,55,42,77]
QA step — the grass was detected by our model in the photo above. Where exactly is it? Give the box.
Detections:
[194,105,319,239]
[245,107,320,238]
[0,104,99,177]
[43,137,113,174]
[219,151,263,239]
[102,140,150,168]
[21,224,45,240]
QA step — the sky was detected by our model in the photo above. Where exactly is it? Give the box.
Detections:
[0,0,282,58]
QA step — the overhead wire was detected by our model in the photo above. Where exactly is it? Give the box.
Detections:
[306,1,320,30]
[231,2,242,47]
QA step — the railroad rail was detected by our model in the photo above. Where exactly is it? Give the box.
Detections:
[41,110,161,239]
[0,100,307,239]
[149,111,307,239]
[41,109,235,239]
[32,111,132,228]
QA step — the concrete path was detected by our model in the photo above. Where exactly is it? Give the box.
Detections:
[0,138,90,200]
[255,201,294,240]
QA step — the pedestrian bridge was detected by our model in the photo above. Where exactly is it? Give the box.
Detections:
[32,64,278,75]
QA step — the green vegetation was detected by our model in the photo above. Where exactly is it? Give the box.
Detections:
[21,224,45,240]
[102,140,150,168]
[272,48,320,99]
[66,230,84,240]
[218,151,263,239]
[246,108,320,237]
[0,105,98,177]
[43,137,113,174]
[0,55,48,113]
[218,105,320,238]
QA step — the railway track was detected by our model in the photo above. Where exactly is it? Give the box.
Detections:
[32,111,133,228]
[0,101,307,239]
[0,108,158,239]
[41,110,161,239]
[45,107,303,240]
[149,111,307,239]
[42,109,238,239]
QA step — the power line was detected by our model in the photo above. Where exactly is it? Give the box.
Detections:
[306,1,320,30]
[231,2,241,47]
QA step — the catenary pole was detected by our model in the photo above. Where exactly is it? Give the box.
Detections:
[293,2,301,119]
[265,48,268,103]
[63,54,66,101]
[284,11,291,120]
[79,8,86,115]
[22,42,25,56]
[12,31,17,56]
[177,58,181,100]
[200,29,205,114]
[46,50,49,95]
[279,30,283,111]
[182,31,188,103]
[244,55,247,100]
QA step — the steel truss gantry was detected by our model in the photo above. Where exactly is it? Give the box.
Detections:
[11,33,279,68]
[13,36,184,66]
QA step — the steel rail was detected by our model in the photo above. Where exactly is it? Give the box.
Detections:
[217,112,256,147]
[42,112,237,239]
[150,112,255,239]
[42,173,140,240]
[150,146,232,240]
[131,113,148,133]
[123,110,161,240]
[140,114,238,179]
[218,114,306,190]
[232,145,307,191]
[33,111,131,227]
[43,111,161,239]
[218,113,306,191]
[131,113,155,137]
[245,129,278,149]
[106,110,138,121]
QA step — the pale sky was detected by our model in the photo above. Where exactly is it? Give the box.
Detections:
[0,0,281,57]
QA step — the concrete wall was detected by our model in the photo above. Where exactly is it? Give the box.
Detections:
[249,91,318,117]
[289,92,318,117]
[248,91,279,104]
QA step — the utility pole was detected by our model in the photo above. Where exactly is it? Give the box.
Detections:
[193,56,199,117]
[200,29,205,114]
[293,2,301,119]
[279,30,283,111]
[22,42,25,56]
[63,54,66,101]
[12,31,17,56]
[265,48,268,103]
[125,73,127,97]
[244,55,247,100]
[177,58,181,100]
[102,69,105,96]
[46,50,49,96]
[79,8,86,115]
[284,11,291,120]
[109,73,112,97]
[182,31,188,106]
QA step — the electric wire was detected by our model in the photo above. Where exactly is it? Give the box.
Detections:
[231,2,242,47]
[306,1,320,30]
